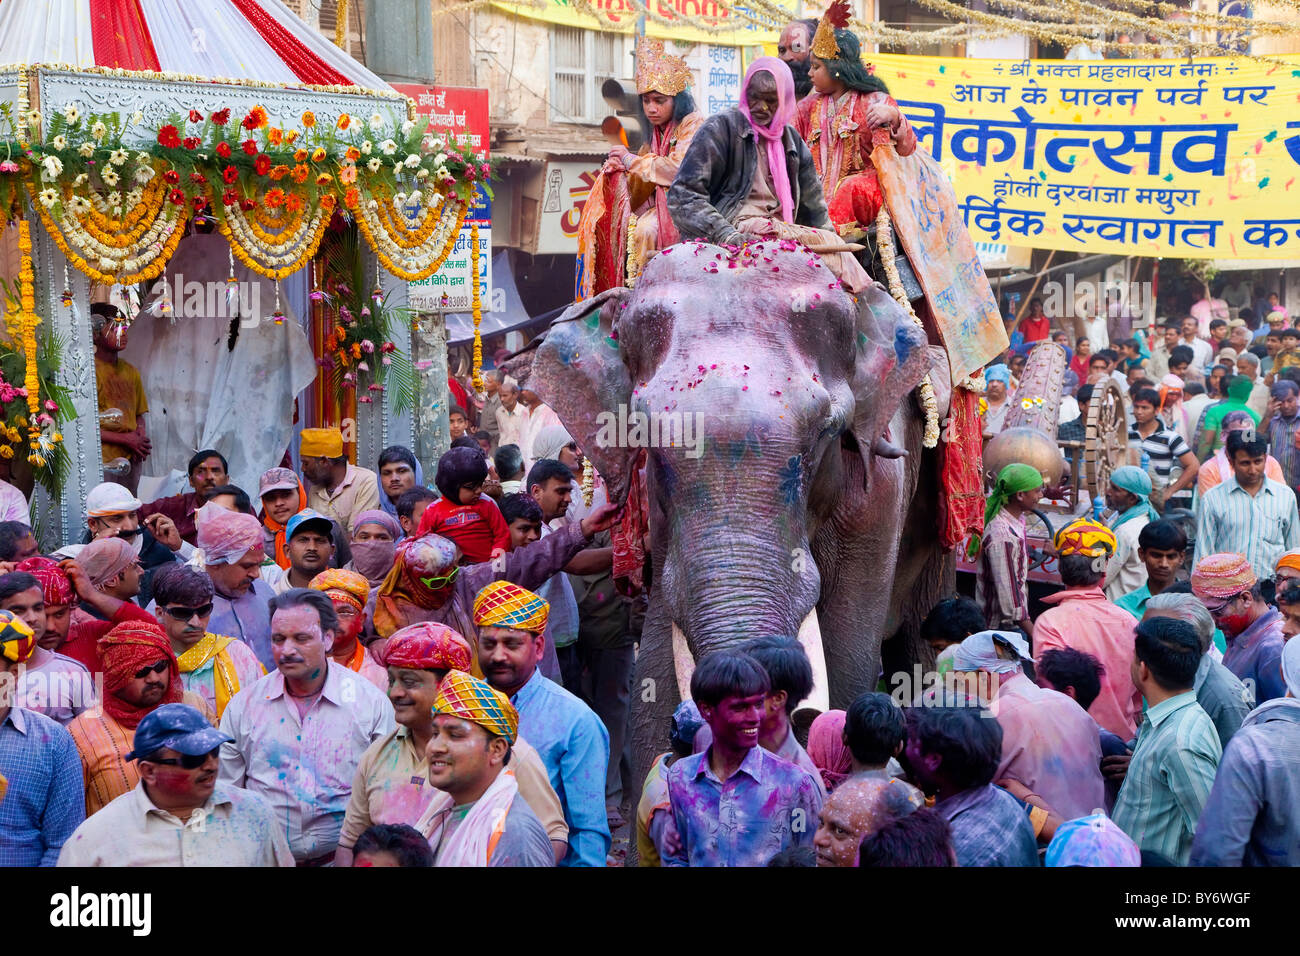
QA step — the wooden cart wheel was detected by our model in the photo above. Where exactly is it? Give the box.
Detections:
[1084,378,1129,502]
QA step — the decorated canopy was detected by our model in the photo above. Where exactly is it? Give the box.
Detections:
[0,0,391,90]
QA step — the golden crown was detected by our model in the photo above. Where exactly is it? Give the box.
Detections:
[635,36,692,96]
[812,0,852,60]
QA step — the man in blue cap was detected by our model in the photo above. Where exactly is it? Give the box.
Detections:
[268,509,337,595]
[57,703,293,866]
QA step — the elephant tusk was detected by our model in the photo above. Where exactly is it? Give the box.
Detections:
[795,609,831,716]
[671,621,695,704]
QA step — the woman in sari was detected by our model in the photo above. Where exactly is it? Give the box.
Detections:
[575,37,703,299]
[793,0,916,242]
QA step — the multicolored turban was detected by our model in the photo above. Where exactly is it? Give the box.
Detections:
[16,557,73,607]
[383,622,472,672]
[433,669,519,742]
[97,619,182,728]
[1191,552,1256,600]
[472,580,549,634]
[0,610,36,664]
[309,568,370,612]
[1054,519,1116,559]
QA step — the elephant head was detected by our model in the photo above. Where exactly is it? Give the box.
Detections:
[533,241,932,698]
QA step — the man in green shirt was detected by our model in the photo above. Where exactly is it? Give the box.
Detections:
[1115,520,1186,620]
[1112,616,1221,865]
[1197,374,1259,460]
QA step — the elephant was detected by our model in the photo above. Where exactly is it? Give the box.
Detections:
[530,239,955,826]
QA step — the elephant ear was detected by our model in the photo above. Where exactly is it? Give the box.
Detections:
[533,286,638,503]
[849,283,932,472]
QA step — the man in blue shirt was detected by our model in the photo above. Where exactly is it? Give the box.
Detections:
[474,579,611,867]
[664,651,823,867]
[0,612,85,866]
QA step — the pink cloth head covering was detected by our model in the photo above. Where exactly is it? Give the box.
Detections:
[1191,552,1256,600]
[75,537,136,587]
[807,710,852,792]
[196,502,266,566]
[739,57,797,224]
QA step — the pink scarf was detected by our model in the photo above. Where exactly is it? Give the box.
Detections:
[739,57,797,224]
[418,768,520,867]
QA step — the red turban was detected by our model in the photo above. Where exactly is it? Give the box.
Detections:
[97,620,182,728]
[382,622,472,672]
[16,557,73,607]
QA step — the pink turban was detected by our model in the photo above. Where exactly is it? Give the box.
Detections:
[197,503,266,566]
[1191,553,1256,600]
[807,710,853,792]
[75,538,136,587]
[16,557,73,607]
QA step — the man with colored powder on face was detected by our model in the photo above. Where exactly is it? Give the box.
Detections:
[58,703,293,866]
[1191,553,1287,704]
[151,564,263,721]
[0,611,85,866]
[66,617,208,817]
[742,635,826,798]
[334,622,568,866]
[198,503,278,671]
[0,571,93,725]
[308,568,386,692]
[218,588,394,865]
[414,669,556,866]
[778,18,819,98]
[268,509,338,594]
[664,650,823,867]
[812,774,923,867]
[475,579,611,866]
[57,540,165,672]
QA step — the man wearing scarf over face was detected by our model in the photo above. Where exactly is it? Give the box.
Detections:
[1104,465,1160,603]
[65,619,208,816]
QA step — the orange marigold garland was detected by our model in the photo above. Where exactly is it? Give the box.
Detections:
[471,220,483,391]
[16,218,61,467]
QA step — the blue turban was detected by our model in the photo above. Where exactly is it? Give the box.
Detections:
[985,363,1011,387]
[1109,465,1159,528]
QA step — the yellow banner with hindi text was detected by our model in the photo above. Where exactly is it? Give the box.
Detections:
[869,53,1300,260]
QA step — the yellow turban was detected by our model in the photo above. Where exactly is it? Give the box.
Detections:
[300,427,344,459]
[1053,519,1116,559]
[434,669,519,742]
[309,568,370,612]
[472,580,549,634]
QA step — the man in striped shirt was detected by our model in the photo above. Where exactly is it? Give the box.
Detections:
[974,465,1043,633]
[1112,616,1221,865]
[1128,388,1199,511]
[1194,430,1300,579]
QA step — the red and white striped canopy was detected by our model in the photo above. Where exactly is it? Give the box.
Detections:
[0,0,394,92]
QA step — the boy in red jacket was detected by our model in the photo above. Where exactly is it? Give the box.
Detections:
[417,446,510,564]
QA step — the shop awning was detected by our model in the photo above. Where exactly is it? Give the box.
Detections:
[0,0,394,91]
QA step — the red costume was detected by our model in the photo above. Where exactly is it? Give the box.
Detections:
[417,496,510,565]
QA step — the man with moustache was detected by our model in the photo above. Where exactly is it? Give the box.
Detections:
[779,18,820,99]
[199,505,278,671]
[415,670,555,866]
[139,450,230,546]
[267,510,337,595]
[84,481,187,610]
[66,618,208,816]
[664,650,823,867]
[475,580,611,866]
[58,703,293,866]
[334,623,568,866]
[218,588,394,865]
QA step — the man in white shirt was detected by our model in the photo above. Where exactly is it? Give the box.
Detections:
[1181,315,1214,379]
[219,588,394,865]
[496,378,530,451]
[58,703,293,867]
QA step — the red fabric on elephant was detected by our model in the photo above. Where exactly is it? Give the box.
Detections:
[940,386,986,550]
[612,449,649,594]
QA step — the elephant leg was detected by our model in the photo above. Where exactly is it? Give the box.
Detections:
[626,596,677,866]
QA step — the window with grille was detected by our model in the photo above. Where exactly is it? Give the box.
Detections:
[550,26,624,124]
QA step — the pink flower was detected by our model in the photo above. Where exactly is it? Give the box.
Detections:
[357,362,370,372]
[360,339,375,354]
[358,396,373,404]
[0,161,18,174]
[44,401,58,414]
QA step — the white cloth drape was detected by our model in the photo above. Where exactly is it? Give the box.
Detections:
[0,0,96,68]
[140,0,301,83]
[121,233,317,499]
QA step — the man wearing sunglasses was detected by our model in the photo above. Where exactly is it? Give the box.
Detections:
[152,564,264,721]
[58,703,293,866]
[66,618,210,817]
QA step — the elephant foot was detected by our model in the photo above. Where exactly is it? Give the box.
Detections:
[872,435,908,459]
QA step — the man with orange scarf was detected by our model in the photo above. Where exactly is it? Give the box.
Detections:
[309,568,386,691]
[259,467,307,570]
[65,618,209,816]
[575,36,703,299]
